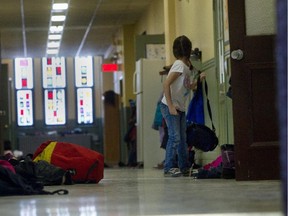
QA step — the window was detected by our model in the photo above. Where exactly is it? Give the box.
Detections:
[15,58,34,126]
[42,57,66,125]
[74,56,94,124]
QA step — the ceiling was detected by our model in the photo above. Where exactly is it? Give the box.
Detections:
[0,0,153,59]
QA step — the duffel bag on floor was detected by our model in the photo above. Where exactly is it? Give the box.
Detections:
[33,141,104,183]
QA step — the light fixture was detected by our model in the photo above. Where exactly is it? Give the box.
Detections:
[51,15,66,22]
[47,49,59,55]
[47,41,60,48]
[48,34,62,40]
[53,3,68,10]
[50,25,64,33]
[46,0,70,56]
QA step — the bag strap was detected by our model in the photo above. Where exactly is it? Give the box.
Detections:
[203,80,216,132]
[49,189,69,195]
[40,189,69,195]
[85,160,98,183]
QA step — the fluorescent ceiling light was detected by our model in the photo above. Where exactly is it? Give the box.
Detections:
[50,25,64,33]
[51,15,66,22]
[46,2,69,55]
[47,49,59,55]
[47,41,60,48]
[48,34,62,40]
[53,3,68,10]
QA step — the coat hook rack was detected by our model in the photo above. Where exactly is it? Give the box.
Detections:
[191,48,202,61]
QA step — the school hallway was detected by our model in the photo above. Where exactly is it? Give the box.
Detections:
[0,168,283,216]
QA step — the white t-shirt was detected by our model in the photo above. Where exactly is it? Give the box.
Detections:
[161,60,196,112]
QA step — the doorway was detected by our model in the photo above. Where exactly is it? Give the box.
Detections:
[213,0,234,147]
[214,0,279,180]
[229,0,279,180]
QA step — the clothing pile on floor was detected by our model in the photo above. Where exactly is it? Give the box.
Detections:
[192,144,235,179]
[0,141,104,196]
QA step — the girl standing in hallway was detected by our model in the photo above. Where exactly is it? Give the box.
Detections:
[160,35,205,177]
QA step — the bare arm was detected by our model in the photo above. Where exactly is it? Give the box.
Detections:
[163,72,181,115]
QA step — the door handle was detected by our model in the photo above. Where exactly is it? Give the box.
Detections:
[231,49,244,60]
[0,110,6,116]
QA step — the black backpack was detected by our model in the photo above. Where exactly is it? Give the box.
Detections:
[14,156,73,186]
[0,165,68,196]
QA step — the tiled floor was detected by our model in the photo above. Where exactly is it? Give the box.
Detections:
[0,168,284,216]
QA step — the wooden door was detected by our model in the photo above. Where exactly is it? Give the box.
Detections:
[228,1,279,180]
[0,64,11,154]
[103,91,120,166]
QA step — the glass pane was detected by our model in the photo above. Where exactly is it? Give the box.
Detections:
[75,56,93,87]
[44,89,66,125]
[42,57,66,88]
[245,0,276,35]
[77,88,94,124]
[223,0,229,44]
[17,90,33,126]
[15,58,33,89]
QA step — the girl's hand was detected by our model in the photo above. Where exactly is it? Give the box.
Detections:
[199,72,206,81]
[190,72,206,91]
[168,105,178,115]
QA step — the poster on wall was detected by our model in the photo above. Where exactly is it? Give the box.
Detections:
[146,44,166,60]
[16,90,33,126]
[44,89,66,125]
[75,56,93,87]
[77,88,93,124]
[15,58,34,90]
[42,57,66,88]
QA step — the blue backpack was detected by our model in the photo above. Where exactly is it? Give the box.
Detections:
[186,80,218,152]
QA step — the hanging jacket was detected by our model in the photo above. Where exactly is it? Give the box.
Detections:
[186,79,204,125]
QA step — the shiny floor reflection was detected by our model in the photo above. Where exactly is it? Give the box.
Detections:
[0,168,283,216]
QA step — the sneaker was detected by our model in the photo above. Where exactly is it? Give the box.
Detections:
[164,168,182,177]
[181,168,192,177]
[193,163,202,169]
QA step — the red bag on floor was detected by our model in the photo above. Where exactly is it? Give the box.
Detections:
[32,141,104,183]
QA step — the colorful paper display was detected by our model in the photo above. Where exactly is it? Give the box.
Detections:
[75,56,94,124]
[77,88,93,124]
[42,57,66,88]
[44,89,66,125]
[75,56,93,87]
[17,90,33,126]
[15,58,33,89]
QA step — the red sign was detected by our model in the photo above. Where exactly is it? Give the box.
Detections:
[102,64,118,72]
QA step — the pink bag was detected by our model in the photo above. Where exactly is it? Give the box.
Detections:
[0,160,15,173]
[202,156,222,170]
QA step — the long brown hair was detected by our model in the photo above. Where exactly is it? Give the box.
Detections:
[173,35,192,59]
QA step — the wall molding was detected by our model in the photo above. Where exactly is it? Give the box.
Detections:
[201,58,216,71]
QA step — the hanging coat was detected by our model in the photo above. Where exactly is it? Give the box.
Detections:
[186,79,204,125]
